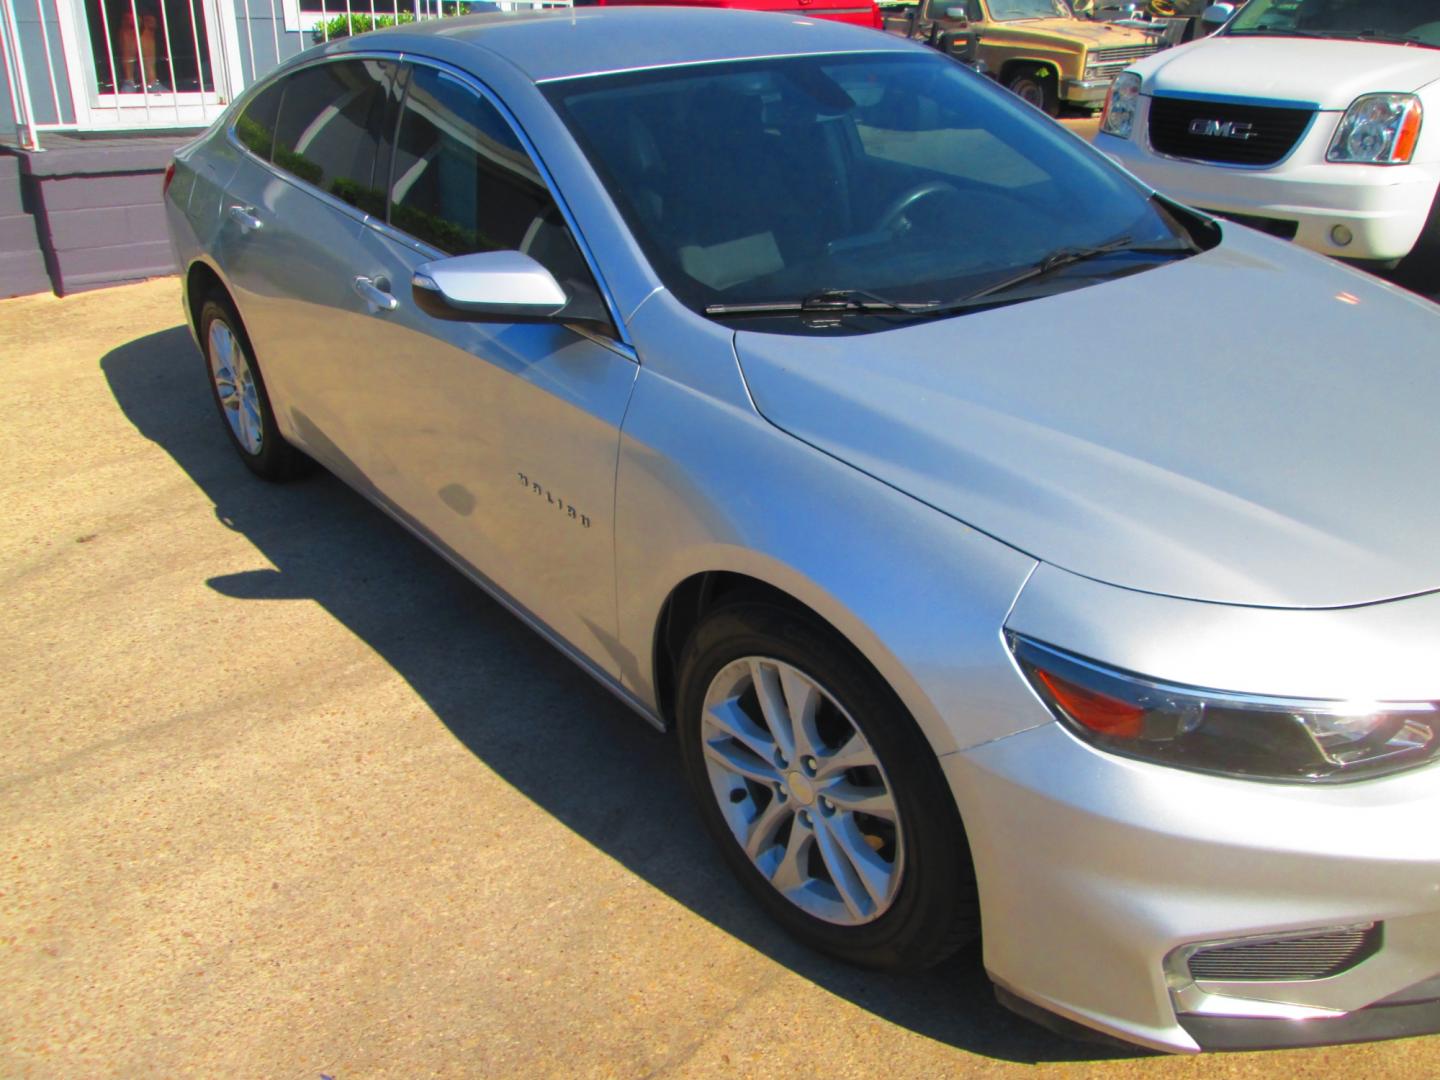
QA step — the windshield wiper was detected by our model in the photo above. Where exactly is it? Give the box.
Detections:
[925,236,1195,315]
[1229,26,1430,46]
[1346,28,1430,47]
[1226,27,1334,39]
[704,287,938,318]
[704,239,1194,322]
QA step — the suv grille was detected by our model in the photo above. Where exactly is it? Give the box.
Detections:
[1187,924,1382,982]
[1148,96,1315,166]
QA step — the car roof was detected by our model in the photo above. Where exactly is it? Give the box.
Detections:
[346,7,915,84]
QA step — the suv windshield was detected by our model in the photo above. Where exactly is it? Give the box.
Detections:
[986,0,1072,20]
[1227,0,1440,47]
[546,53,1195,334]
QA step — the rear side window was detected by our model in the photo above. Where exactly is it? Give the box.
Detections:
[389,66,553,256]
[235,80,284,160]
[270,59,401,214]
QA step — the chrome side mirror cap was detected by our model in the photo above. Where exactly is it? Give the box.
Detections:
[412,249,568,322]
[1201,2,1234,25]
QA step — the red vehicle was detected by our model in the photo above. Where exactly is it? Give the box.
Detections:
[576,0,883,30]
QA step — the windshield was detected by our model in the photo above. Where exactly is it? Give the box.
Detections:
[1227,0,1440,47]
[986,0,1072,19]
[545,53,1191,332]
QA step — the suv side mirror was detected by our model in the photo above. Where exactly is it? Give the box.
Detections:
[1201,2,1234,25]
[412,250,568,322]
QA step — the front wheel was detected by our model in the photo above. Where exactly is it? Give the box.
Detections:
[676,601,979,971]
[1006,66,1060,117]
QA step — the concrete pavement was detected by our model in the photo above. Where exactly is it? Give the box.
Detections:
[2,278,1437,1078]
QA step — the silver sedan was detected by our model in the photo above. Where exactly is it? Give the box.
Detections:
[164,8,1440,1054]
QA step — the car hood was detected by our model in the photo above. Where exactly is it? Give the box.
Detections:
[733,229,1440,609]
[984,17,1154,49]
[1135,37,1440,109]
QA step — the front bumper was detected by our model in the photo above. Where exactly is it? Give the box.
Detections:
[946,567,1440,1053]
[947,722,1440,1052]
[1097,101,1440,262]
[1062,77,1112,106]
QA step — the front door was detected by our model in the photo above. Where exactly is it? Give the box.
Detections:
[341,63,638,676]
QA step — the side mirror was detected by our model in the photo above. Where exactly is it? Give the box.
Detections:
[944,6,968,17]
[411,250,568,322]
[1200,2,1234,25]
[941,28,980,60]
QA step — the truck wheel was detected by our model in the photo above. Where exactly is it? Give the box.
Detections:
[1006,66,1059,117]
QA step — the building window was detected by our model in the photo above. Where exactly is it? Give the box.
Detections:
[83,0,214,95]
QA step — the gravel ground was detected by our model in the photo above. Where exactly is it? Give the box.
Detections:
[1,277,1437,1079]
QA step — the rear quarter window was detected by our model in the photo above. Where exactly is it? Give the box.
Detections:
[235,79,284,160]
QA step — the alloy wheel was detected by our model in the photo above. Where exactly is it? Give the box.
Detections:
[700,656,904,926]
[208,318,264,456]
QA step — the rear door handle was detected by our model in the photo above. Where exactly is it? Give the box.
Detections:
[227,205,263,234]
[353,275,398,314]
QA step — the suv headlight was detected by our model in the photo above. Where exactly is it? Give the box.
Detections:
[1100,72,1142,140]
[1327,93,1423,164]
[1008,634,1440,783]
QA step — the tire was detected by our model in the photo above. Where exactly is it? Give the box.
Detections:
[675,600,980,971]
[1389,185,1440,298]
[198,293,308,481]
[1006,66,1060,117]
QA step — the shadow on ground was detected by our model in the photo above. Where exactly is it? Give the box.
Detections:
[102,325,1147,1067]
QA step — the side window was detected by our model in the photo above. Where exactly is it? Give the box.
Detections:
[270,59,400,215]
[235,79,285,161]
[389,65,608,325]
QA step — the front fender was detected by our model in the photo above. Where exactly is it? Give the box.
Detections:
[613,295,1042,760]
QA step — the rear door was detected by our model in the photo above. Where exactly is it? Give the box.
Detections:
[215,57,405,487]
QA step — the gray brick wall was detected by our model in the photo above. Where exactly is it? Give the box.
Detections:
[0,153,50,298]
[10,133,191,296]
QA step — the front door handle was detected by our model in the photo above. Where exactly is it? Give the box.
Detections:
[227,204,263,234]
[353,275,398,314]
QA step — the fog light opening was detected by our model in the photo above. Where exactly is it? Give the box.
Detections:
[1331,225,1354,248]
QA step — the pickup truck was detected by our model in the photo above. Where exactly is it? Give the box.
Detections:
[881,0,1163,114]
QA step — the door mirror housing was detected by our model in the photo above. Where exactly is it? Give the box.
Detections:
[1200,2,1234,25]
[944,6,968,18]
[412,250,569,322]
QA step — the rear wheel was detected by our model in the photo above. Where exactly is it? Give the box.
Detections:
[198,293,307,480]
[676,601,979,971]
[1006,65,1060,117]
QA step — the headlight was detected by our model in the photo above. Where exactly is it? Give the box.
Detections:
[1327,94,1423,164]
[1100,72,1142,140]
[1008,634,1440,783]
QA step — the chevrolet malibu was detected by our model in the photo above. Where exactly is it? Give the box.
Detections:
[163,8,1440,1053]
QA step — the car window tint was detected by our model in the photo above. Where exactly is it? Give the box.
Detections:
[391,68,546,254]
[235,79,285,161]
[272,59,399,215]
[548,54,1178,317]
[389,66,605,321]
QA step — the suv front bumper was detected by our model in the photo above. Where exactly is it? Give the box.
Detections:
[1096,101,1440,262]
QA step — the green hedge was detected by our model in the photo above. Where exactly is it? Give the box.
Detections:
[313,5,471,42]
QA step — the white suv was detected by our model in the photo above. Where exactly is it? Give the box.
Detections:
[1095,0,1440,270]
